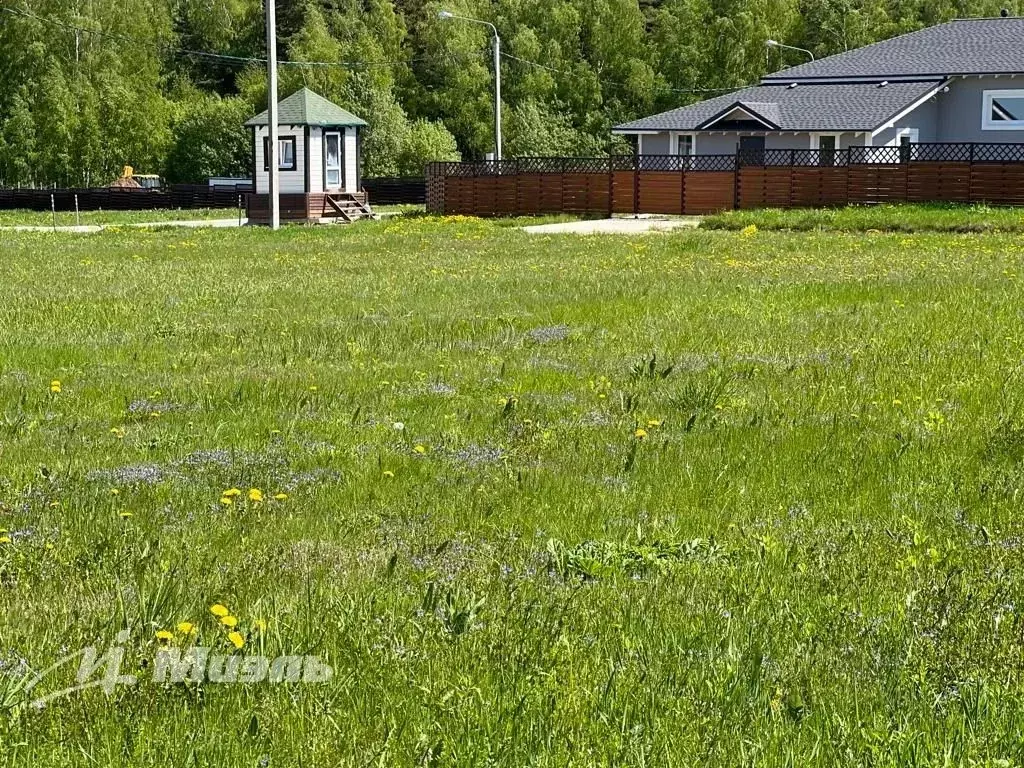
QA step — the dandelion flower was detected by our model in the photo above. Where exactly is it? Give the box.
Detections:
[227,631,245,649]
[118,511,134,518]
[413,445,427,455]
[50,380,62,393]
[0,537,10,545]
[248,488,264,503]
[220,497,234,506]
[220,615,238,628]
[110,427,126,439]
[176,622,195,635]
[274,493,288,501]
[646,419,663,428]
[210,603,230,618]
[382,470,395,478]
[155,630,174,642]
[634,428,648,440]
[222,488,242,498]
[110,489,120,496]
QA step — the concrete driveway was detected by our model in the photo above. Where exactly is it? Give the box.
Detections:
[522,216,702,235]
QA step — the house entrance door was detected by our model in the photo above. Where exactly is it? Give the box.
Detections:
[738,135,766,165]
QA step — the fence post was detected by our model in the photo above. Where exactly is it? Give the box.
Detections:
[51,193,57,232]
[969,143,976,202]
[733,153,741,210]
[633,154,639,217]
[74,194,80,227]
[602,154,610,218]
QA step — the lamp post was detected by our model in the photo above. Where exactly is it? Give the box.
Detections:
[766,39,815,61]
[265,0,280,229]
[440,10,501,161]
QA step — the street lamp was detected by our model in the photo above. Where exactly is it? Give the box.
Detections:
[766,39,815,61]
[439,10,502,161]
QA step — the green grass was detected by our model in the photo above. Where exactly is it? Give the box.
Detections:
[701,202,1024,232]
[3,217,1024,765]
[0,207,241,226]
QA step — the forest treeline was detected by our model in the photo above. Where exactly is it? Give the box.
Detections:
[0,0,1020,185]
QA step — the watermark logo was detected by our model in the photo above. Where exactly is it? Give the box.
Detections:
[19,631,332,707]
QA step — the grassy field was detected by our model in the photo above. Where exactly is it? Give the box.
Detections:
[2,216,1024,765]
[702,202,1024,232]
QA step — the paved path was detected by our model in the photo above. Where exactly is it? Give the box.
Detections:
[522,216,702,235]
[1,218,245,233]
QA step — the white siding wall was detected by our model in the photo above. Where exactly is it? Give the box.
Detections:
[253,126,307,194]
[344,127,358,193]
[308,127,324,193]
[253,124,359,194]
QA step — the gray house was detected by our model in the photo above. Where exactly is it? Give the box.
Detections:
[614,17,1024,158]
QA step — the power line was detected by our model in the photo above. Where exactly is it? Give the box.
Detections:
[0,6,451,70]
[501,51,750,96]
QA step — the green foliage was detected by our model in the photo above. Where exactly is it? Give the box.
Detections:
[164,95,252,183]
[1,0,1023,182]
[397,118,461,175]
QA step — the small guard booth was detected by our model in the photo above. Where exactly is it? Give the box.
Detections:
[245,87,372,224]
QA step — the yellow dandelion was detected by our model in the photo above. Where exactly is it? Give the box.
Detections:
[227,631,245,649]
[646,419,663,428]
[48,501,61,508]
[222,488,242,498]
[176,622,196,635]
[118,511,134,518]
[0,536,11,545]
[220,496,234,506]
[382,470,395,478]
[634,428,648,440]
[49,380,62,393]
[155,630,174,642]
[413,445,427,455]
[110,427,126,439]
[220,615,238,628]
[109,488,120,496]
[209,603,230,617]
[308,385,319,392]
[248,488,263,503]
[273,492,288,501]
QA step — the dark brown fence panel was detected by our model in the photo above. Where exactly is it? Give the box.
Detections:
[907,163,971,203]
[848,165,909,205]
[362,177,425,205]
[611,171,635,214]
[637,171,683,214]
[684,171,735,214]
[971,164,1024,206]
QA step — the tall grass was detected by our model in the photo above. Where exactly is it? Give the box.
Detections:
[1,218,1024,764]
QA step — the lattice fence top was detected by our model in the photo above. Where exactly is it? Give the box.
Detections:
[428,144,1024,177]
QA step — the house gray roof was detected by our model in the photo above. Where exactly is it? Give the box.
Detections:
[764,18,1024,82]
[613,80,942,133]
[245,88,368,127]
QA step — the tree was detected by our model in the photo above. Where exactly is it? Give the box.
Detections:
[0,89,38,186]
[164,94,252,182]
[397,118,461,175]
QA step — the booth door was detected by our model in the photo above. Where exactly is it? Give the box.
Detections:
[325,131,342,190]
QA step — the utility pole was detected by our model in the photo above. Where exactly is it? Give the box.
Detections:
[439,11,502,161]
[265,0,280,229]
[492,34,501,161]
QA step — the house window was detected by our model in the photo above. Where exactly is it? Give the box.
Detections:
[263,136,297,171]
[676,134,694,156]
[983,90,1024,130]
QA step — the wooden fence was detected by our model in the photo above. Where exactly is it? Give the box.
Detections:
[426,144,1024,217]
[0,184,253,213]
